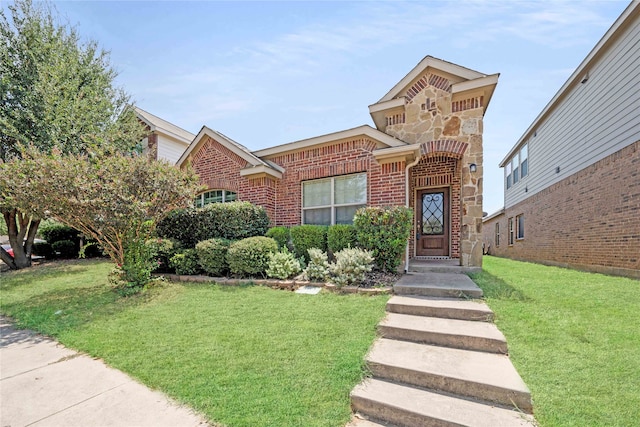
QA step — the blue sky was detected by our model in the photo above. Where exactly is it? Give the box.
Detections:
[40,1,632,214]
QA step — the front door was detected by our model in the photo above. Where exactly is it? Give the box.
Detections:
[416,188,450,257]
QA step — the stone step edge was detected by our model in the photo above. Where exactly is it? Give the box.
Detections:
[386,296,494,321]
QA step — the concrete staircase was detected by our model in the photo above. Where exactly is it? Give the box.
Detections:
[348,270,535,427]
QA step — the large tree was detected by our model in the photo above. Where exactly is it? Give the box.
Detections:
[0,0,146,269]
[1,148,201,287]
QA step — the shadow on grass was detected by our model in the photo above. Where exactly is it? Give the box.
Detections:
[468,271,530,302]
[0,260,94,291]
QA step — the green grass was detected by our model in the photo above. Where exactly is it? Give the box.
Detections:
[0,260,389,427]
[470,256,640,427]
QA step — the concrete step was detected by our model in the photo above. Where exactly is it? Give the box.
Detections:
[394,273,483,298]
[386,295,494,322]
[351,379,535,427]
[346,416,396,427]
[366,339,532,413]
[409,260,481,275]
[378,313,508,354]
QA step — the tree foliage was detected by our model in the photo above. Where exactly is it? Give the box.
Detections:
[0,0,147,269]
[0,149,201,281]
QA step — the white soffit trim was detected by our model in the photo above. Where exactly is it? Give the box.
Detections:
[134,107,195,145]
[253,125,406,157]
[368,97,406,114]
[378,56,487,103]
[240,165,283,179]
[451,74,500,94]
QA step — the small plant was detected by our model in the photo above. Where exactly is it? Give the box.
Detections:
[327,224,357,256]
[170,249,201,275]
[266,248,301,280]
[121,236,156,288]
[304,248,330,282]
[329,247,374,288]
[266,226,290,249]
[196,238,231,276]
[290,225,327,261]
[226,236,278,277]
[354,206,412,272]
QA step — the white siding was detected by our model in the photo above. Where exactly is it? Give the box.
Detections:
[505,15,640,208]
[157,135,189,165]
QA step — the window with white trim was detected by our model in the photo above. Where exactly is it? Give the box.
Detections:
[506,143,528,188]
[506,162,512,189]
[495,223,500,247]
[302,173,367,225]
[516,214,525,240]
[508,217,515,245]
[520,144,528,178]
[194,190,237,208]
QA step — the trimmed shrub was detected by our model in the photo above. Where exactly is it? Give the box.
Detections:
[170,249,200,275]
[39,222,80,245]
[327,224,357,256]
[146,238,182,272]
[203,201,270,240]
[196,238,231,276]
[52,240,78,258]
[157,202,270,247]
[329,247,374,288]
[266,226,290,249]
[227,236,278,277]
[32,241,53,258]
[290,225,327,261]
[79,241,103,259]
[304,248,330,282]
[156,208,201,247]
[354,206,413,272]
[266,248,301,280]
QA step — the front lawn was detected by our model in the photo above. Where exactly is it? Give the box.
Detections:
[0,260,389,427]
[471,256,640,427]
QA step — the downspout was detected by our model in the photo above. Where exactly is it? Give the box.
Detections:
[405,153,422,273]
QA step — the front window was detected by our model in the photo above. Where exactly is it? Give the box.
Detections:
[194,190,237,208]
[302,173,367,225]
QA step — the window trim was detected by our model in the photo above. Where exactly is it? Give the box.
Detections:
[301,173,367,225]
[508,217,515,245]
[194,189,237,208]
[495,222,500,247]
[506,143,528,188]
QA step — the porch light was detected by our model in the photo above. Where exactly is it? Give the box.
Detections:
[469,163,477,173]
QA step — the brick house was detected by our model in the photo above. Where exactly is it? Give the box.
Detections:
[136,107,195,164]
[482,1,640,279]
[178,56,498,269]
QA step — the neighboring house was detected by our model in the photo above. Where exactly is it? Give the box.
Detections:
[135,107,196,164]
[483,1,640,279]
[178,56,498,268]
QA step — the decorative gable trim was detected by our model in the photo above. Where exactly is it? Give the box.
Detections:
[405,73,451,101]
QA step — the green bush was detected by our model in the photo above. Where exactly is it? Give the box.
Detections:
[304,248,330,282]
[32,241,53,258]
[329,247,374,288]
[170,249,201,275]
[156,208,201,247]
[265,226,290,249]
[39,222,80,245]
[354,206,413,272]
[196,238,231,276]
[227,236,278,277]
[327,224,357,256]
[52,240,78,258]
[266,248,301,280]
[146,238,182,272]
[121,237,155,290]
[290,225,327,261]
[157,202,270,247]
[79,241,103,259]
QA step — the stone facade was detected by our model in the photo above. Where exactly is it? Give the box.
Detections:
[483,140,640,279]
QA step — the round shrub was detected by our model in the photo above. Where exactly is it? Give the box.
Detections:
[146,238,182,272]
[304,248,330,282]
[327,224,357,256]
[354,206,413,272]
[226,236,278,277]
[329,247,374,288]
[196,238,231,276]
[156,208,201,247]
[52,239,78,258]
[203,201,270,240]
[39,222,80,245]
[32,241,53,258]
[290,225,327,261]
[170,249,201,275]
[265,226,290,249]
[266,248,301,280]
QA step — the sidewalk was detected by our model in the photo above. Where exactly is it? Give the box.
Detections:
[0,317,210,427]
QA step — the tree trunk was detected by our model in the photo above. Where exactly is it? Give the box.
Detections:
[1,209,41,270]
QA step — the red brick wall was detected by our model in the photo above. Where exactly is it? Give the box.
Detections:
[409,155,461,258]
[265,137,406,226]
[483,140,640,279]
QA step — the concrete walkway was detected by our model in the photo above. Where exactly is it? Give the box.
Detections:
[0,317,210,427]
